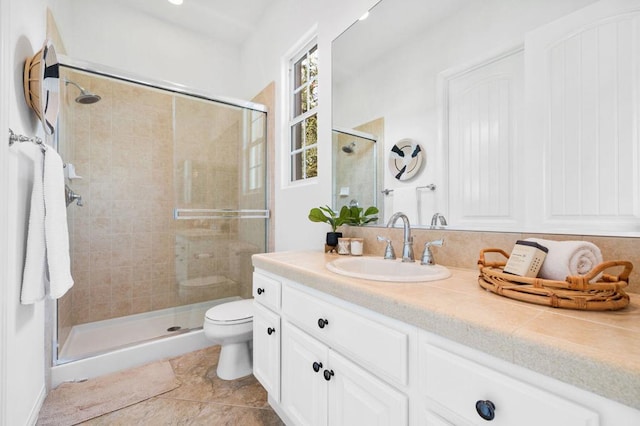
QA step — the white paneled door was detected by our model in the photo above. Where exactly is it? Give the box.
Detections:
[444,49,524,230]
[525,0,640,231]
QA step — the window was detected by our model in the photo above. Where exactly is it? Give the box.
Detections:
[244,109,266,192]
[289,41,318,182]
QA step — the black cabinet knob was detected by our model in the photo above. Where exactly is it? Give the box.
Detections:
[323,369,334,381]
[312,362,323,373]
[317,318,329,329]
[475,400,496,421]
[257,288,265,295]
[267,327,275,335]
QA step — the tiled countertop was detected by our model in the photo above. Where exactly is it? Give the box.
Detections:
[252,251,640,410]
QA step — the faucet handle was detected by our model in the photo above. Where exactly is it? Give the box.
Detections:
[377,236,396,260]
[426,238,444,248]
[421,238,444,265]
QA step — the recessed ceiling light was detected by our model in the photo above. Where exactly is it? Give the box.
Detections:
[359,11,369,21]
[168,0,183,5]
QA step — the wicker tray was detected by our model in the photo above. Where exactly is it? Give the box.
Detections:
[478,248,632,311]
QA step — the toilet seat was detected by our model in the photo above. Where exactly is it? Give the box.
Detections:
[205,299,253,325]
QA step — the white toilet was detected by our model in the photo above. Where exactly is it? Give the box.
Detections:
[203,299,254,380]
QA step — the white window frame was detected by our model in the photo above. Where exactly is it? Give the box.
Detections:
[287,38,318,184]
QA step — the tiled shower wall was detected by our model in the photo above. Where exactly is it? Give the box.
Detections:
[58,70,266,347]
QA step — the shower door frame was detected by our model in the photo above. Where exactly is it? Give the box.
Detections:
[55,56,270,366]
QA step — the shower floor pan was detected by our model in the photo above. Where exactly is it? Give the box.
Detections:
[57,297,239,362]
[52,297,241,387]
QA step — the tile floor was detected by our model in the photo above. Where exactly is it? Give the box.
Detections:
[78,346,284,425]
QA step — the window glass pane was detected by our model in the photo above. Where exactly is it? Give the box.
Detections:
[305,146,318,178]
[304,114,317,147]
[291,122,303,151]
[309,80,318,109]
[294,56,304,89]
[294,89,303,117]
[301,86,308,113]
[309,45,318,80]
[291,152,304,181]
[300,54,308,85]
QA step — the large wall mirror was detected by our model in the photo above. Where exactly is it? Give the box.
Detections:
[332,0,640,236]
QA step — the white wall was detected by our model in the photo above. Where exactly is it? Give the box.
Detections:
[1,0,49,424]
[48,0,244,97]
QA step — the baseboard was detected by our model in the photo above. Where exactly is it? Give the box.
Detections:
[26,385,46,426]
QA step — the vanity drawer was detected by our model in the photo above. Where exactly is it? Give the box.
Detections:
[421,343,598,426]
[282,283,409,387]
[253,271,281,311]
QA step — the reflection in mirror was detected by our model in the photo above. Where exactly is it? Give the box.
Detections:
[332,118,384,219]
[332,0,640,236]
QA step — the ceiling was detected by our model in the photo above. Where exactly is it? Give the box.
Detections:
[114,0,272,45]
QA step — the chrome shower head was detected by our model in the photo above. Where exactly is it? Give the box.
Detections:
[64,78,101,104]
[342,141,356,154]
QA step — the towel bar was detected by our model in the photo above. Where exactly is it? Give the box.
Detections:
[8,128,44,147]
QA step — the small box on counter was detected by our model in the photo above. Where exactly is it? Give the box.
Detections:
[503,240,548,278]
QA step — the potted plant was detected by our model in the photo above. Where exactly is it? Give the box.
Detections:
[308,205,350,247]
[345,205,379,226]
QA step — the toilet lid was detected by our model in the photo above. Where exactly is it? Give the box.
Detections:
[205,299,253,324]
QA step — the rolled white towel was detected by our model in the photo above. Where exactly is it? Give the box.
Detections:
[525,238,603,281]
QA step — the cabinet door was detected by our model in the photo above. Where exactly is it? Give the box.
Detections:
[424,410,454,426]
[252,302,280,401]
[422,343,598,426]
[328,350,408,426]
[281,321,328,426]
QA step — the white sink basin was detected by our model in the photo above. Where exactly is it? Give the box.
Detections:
[326,257,451,282]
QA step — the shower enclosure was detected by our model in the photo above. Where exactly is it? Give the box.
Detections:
[55,61,268,365]
[332,127,381,213]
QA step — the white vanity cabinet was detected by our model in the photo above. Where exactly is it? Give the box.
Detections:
[252,271,282,401]
[419,335,599,426]
[281,319,409,426]
[254,272,413,426]
[252,265,640,426]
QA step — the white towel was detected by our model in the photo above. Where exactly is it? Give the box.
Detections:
[392,187,419,225]
[44,148,74,299]
[525,238,603,281]
[21,144,48,304]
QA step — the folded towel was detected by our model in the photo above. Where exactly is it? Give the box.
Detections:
[44,148,74,299]
[525,238,603,281]
[21,144,48,304]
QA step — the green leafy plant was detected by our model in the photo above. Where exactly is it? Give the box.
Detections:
[345,205,379,226]
[308,205,350,232]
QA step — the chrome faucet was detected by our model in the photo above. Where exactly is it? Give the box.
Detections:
[430,213,447,228]
[386,212,414,262]
[377,236,396,260]
[421,238,444,265]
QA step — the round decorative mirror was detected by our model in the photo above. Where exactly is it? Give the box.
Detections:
[23,39,60,135]
[388,138,424,181]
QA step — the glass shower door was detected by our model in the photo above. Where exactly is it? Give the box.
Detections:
[173,96,268,304]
